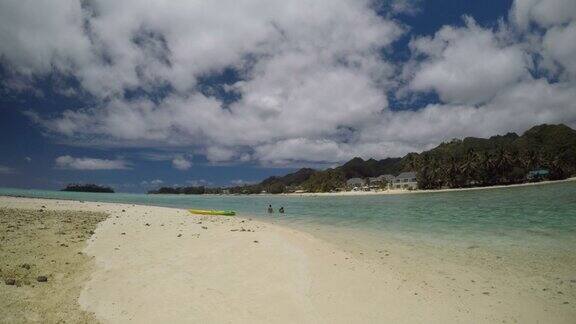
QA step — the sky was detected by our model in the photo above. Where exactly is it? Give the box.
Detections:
[1,0,575,192]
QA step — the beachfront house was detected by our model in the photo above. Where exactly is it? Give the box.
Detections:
[346,178,365,191]
[393,172,418,190]
[526,169,550,181]
[369,174,395,189]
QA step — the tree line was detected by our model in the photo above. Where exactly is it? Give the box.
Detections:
[150,124,576,194]
[61,184,114,193]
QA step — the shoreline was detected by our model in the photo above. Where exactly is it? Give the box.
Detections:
[1,196,574,323]
[1,177,574,200]
[283,177,576,197]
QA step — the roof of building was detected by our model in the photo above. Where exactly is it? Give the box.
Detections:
[396,171,417,179]
[346,177,365,185]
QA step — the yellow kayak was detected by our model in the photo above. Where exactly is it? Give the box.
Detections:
[189,209,236,216]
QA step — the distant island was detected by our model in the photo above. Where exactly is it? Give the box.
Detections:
[61,184,115,193]
[150,123,576,195]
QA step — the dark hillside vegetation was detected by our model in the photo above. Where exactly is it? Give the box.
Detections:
[414,124,576,189]
[61,184,114,193]
[151,124,576,194]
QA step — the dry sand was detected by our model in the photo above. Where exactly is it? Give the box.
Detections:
[0,196,574,323]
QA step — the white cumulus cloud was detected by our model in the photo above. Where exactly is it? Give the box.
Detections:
[407,17,528,105]
[172,155,192,170]
[141,179,164,187]
[55,155,130,170]
[186,179,212,187]
[0,165,16,174]
[511,0,576,30]
[0,0,575,166]
[230,179,257,186]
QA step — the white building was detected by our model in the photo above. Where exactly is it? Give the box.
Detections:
[368,174,395,189]
[392,172,418,190]
[346,177,365,190]
[345,172,418,191]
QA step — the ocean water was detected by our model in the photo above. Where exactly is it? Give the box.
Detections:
[1,181,576,253]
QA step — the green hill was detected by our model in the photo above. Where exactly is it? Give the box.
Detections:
[414,124,576,189]
[153,124,576,194]
[257,123,576,192]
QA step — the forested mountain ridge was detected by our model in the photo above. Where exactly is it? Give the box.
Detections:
[413,124,576,189]
[252,123,576,192]
[151,124,576,194]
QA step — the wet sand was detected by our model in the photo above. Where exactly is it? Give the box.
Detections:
[0,196,574,323]
[0,206,106,323]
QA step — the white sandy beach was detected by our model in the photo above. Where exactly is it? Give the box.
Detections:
[285,177,576,197]
[1,196,574,323]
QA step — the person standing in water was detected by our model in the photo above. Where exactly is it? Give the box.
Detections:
[279,207,285,214]
[267,204,274,213]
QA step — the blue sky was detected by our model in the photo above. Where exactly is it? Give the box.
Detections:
[1,0,575,192]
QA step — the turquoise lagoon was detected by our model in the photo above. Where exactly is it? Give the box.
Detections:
[1,181,576,254]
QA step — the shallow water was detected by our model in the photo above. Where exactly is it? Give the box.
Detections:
[4,183,575,318]
[1,181,576,252]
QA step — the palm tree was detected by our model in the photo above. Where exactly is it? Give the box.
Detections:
[491,148,515,184]
[474,151,491,185]
[459,148,481,185]
[520,150,538,171]
[441,156,459,188]
[405,154,421,172]
[550,154,566,179]
[417,155,442,189]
